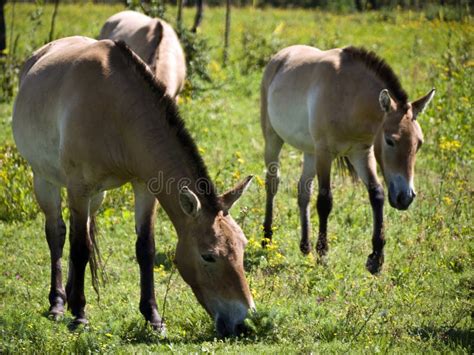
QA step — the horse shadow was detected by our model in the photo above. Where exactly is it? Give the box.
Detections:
[409,326,473,352]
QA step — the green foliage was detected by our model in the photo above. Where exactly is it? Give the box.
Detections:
[0,54,20,103]
[177,24,213,98]
[239,27,286,74]
[127,0,167,19]
[0,144,38,221]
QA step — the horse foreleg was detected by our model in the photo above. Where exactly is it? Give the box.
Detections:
[33,175,67,319]
[349,149,385,274]
[298,153,316,254]
[132,182,164,332]
[366,184,385,274]
[315,154,333,260]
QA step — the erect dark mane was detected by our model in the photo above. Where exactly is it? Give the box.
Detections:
[113,40,222,212]
[342,46,408,104]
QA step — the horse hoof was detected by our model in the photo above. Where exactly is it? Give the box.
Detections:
[48,309,64,321]
[48,298,65,321]
[150,320,166,337]
[299,241,312,255]
[68,317,88,331]
[73,317,88,326]
[317,254,328,266]
[366,253,384,275]
[261,237,271,248]
[316,245,328,259]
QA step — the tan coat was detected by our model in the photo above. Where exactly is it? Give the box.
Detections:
[100,10,186,98]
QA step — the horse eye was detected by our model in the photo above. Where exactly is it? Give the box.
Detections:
[201,254,216,263]
[385,137,395,147]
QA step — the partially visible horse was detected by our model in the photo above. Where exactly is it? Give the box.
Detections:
[100,11,186,99]
[261,45,435,274]
[13,36,253,337]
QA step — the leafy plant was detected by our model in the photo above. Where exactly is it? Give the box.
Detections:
[0,144,37,221]
[177,24,212,98]
[239,27,286,74]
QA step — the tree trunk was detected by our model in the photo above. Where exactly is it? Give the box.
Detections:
[368,0,378,10]
[177,0,183,28]
[354,0,363,11]
[223,0,231,66]
[191,0,204,33]
[48,0,60,43]
[0,0,6,52]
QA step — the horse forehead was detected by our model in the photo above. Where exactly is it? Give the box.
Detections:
[212,215,247,246]
[385,113,421,139]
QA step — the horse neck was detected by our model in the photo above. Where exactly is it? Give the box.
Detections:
[116,89,217,229]
[348,66,386,136]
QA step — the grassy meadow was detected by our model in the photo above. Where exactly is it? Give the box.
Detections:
[0,3,473,353]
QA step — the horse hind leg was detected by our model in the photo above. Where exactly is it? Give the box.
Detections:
[33,175,67,319]
[66,186,93,326]
[298,153,316,254]
[315,154,333,260]
[262,127,284,247]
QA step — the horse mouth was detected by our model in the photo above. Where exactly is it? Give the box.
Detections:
[388,192,412,211]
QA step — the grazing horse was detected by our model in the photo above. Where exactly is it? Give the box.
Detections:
[13,36,254,337]
[261,45,435,274]
[99,10,186,99]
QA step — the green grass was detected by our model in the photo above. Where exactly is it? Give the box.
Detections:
[1,3,473,353]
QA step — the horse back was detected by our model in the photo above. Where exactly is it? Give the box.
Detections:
[13,37,124,186]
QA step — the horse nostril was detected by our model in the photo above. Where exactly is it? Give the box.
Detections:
[412,190,417,198]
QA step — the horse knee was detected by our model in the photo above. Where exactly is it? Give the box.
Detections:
[369,185,384,208]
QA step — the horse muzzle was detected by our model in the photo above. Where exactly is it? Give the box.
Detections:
[213,300,253,337]
[388,180,416,210]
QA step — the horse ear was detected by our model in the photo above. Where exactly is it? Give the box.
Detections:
[219,175,253,211]
[179,186,201,218]
[411,88,435,118]
[379,89,393,113]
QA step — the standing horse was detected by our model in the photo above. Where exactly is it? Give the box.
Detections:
[99,11,186,99]
[13,36,254,337]
[261,45,435,274]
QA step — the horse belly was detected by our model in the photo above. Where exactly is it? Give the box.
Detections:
[13,101,66,186]
[267,86,315,153]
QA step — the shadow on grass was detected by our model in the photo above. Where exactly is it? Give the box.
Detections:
[119,320,218,345]
[154,250,174,270]
[410,326,473,352]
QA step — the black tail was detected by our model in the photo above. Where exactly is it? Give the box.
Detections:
[88,217,107,300]
[336,157,358,182]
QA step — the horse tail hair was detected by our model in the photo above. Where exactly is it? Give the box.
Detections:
[260,55,285,136]
[88,216,107,301]
[336,156,358,182]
